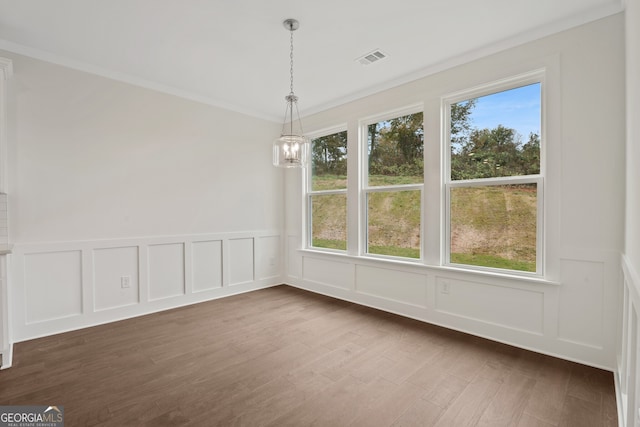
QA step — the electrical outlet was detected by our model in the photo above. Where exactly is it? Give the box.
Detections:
[121,276,131,289]
[442,281,450,294]
[269,257,276,266]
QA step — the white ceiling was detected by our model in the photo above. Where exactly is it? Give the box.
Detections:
[0,0,624,121]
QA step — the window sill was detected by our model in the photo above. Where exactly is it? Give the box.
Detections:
[297,248,559,287]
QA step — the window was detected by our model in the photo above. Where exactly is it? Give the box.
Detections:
[445,78,542,273]
[364,110,423,259]
[308,130,348,251]
[303,70,551,279]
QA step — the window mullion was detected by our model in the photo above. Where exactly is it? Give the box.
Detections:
[448,175,540,188]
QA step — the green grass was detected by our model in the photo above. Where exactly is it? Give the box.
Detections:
[311,174,537,272]
[450,253,535,272]
[312,238,347,251]
[367,189,421,257]
[311,240,420,258]
[369,245,420,259]
[311,194,347,251]
[312,175,347,191]
[450,185,537,272]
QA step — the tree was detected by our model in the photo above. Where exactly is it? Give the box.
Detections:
[368,112,424,176]
[450,99,476,153]
[388,113,424,162]
[452,125,526,179]
[520,132,541,175]
[312,131,347,176]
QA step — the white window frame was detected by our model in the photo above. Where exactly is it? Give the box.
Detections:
[359,104,424,261]
[305,126,349,253]
[442,70,545,276]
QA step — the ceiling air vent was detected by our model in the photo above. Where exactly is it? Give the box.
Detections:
[356,49,388,66]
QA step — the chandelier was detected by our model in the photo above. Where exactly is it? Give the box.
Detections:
[272,18,309,168]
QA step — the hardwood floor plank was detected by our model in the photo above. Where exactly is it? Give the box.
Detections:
[433,377,502,426]
[488,342,544,379]
[476,371,535,426]
[567,362,610,405]
[265,374,378,426]
[406,340,465,389]
[380,353,432,386]
[348,380,425,427]
[350,354,398,384]
[601,382,619,427]
[517,413,556,427]
[329,376,401,426]
[523,357,572,425]
[475,360,514,384]
[558,395,603,427]
[422,373,469,409]
[231,374,334,426]
[391,398,444,427]
[447,340,497,382]
[188,377,302,426]
[311,342,367,380]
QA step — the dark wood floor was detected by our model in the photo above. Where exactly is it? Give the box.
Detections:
[0,285,617,426]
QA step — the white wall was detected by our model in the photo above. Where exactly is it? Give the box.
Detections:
[625,0,640,277]
[617,0,640,424]
[285,14,625,370]
[0,51,285,351]
[4,52,281,242]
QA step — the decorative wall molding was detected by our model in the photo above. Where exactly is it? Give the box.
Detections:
[617,254,640,426]
[10,231,283,347]
[287,240,620,371]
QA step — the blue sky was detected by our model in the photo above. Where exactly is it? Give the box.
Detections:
[468,83,541,141]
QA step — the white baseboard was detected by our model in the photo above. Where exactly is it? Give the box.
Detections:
[0,342,12,369]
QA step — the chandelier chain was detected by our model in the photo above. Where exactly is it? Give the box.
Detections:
[289,29,294,95]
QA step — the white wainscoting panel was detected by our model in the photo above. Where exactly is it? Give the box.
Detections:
[228,238,254,286]
[93,246,139,311]
[355,265,427,308]
[435,277,544,335]
[558,259,605,348]
[24,250,83,324]
[287,244,619,370]
[148,243,185,301]
[191,240,223,292]
[303,257,354,290]
[9,230,282,346]
[617,255,640,427]
[287,235,302,279]
[256,236,280,280]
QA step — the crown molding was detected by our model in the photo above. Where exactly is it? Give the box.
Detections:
[0,41,279,122]
[0,57,13,80]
